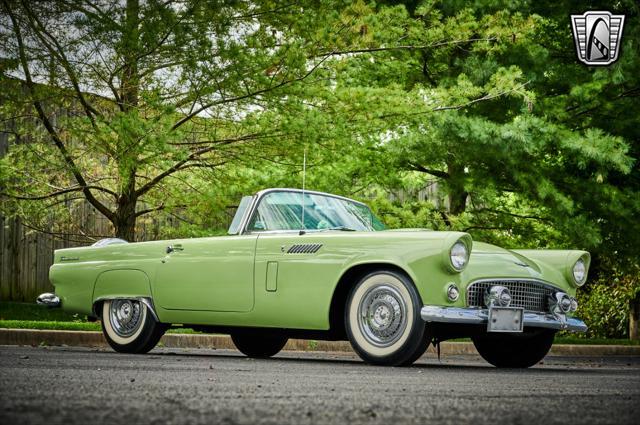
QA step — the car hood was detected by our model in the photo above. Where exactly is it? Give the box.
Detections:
[463,241,559,284]
[471,242,541,272]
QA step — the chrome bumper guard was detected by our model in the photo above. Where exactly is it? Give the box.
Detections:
[420,305,587,332]
[37,293,61,308]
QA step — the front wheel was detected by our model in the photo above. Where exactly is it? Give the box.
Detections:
[472,329,556,368]
[345,270,430,366]
[101,299,167,354]
[231,332,288,358]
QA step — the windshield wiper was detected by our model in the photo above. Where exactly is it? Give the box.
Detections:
[324,226,357,231]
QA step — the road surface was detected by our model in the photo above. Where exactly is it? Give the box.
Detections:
[1,345,639,424]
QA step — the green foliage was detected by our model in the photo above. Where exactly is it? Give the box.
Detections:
[576,263,640,339]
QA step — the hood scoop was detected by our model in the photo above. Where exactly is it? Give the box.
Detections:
[287,244,323,254]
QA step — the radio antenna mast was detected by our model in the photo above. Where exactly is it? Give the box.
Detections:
[300,147,307,234]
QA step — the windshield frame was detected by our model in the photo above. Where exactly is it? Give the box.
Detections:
[229,188,381,235]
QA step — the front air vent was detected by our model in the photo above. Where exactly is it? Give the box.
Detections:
[287,244,323,254]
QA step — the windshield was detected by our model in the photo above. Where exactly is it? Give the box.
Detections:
[247,191,385,232]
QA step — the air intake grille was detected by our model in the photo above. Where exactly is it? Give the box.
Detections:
[287,244,323,254]
[466,280,558,313]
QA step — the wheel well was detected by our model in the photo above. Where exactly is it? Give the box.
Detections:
[328,263,412,339]
[93,300,104,318]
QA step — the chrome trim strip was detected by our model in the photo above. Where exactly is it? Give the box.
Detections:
[420,305,588,332]
[93,296,160,322]
[36,293,61,308]
[238,188,370,235]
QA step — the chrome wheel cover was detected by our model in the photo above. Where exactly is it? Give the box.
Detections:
[358,284,408,347]
[109,299,143,338]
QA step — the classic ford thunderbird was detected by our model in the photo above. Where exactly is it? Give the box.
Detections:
[38,188,589,367]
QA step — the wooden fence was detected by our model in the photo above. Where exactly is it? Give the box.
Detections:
[0,216,68,302]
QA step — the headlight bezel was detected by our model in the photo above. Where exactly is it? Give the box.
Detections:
[450,241,469,271]
[566,253,590,287]
[572,258,587,285]
[443,234,472,273]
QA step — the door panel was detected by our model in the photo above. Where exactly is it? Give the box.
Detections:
[154,236,257,312]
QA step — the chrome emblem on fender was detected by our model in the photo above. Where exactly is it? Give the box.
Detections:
[571,11,625,66]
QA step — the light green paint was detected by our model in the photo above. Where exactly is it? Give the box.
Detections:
[93,269,152,301]
[49,229,588,329]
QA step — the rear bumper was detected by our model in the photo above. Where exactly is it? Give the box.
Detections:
[36,293,61,308]
[420,305,587,332]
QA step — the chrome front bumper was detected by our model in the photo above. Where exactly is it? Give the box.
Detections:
[421,305,587,332]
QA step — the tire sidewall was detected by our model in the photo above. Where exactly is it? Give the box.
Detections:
[101,299,164,353]
[102,299,148,345]
[345,270,426,366]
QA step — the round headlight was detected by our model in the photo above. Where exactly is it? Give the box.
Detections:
[450,241,469,271]
[572,259,586,285]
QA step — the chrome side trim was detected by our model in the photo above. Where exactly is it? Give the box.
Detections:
[93,296,160,322]
[37,293,61,308]
[420,305,588,332]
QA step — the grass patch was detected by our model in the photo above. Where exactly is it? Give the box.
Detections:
[555,336,640,346]
[0,320,100,331]
[0,302,88,322]
[0,320,206,334]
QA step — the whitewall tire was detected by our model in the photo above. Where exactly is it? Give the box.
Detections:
[345,270,430,366]
[101,299,168,354]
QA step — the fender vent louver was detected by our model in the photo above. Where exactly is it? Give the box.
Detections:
[287,243,323,254]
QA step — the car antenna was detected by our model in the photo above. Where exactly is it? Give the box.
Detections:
[300,147,307,236]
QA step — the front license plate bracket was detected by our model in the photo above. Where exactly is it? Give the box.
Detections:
[487,307,524,333]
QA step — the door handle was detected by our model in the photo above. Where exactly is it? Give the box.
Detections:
[166,244,184,254]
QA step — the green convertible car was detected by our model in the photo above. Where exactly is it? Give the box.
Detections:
[38,188,589,368]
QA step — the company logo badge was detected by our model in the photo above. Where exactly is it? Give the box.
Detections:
[571,11,625,66]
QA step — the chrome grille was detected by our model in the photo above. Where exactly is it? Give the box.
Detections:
[466,280,558,313]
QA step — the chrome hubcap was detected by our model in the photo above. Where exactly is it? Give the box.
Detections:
[109,300,143,338]
[358,285,408,347]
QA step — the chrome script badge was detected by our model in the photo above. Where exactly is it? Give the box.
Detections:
[571,11,625,66]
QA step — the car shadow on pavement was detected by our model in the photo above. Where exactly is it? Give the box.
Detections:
[134,348,637,374]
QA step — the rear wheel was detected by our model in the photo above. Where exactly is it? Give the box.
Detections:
[231,332,288,358]
[472,329,556,368]
[345,270,430,366]
[101,299,167,354]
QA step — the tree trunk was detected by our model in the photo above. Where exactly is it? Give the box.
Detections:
[446,161,468,215]
[113,192,137,241]
[111,0,140,242]
[631,292,640,341]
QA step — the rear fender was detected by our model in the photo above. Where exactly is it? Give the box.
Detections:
[92,269,159,320]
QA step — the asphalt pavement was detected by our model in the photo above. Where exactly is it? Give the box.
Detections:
[1,345,639,425]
